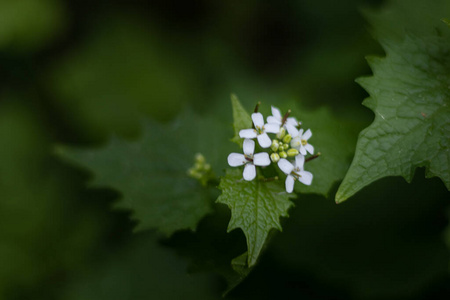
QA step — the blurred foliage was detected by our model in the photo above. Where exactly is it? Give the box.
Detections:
[0,0,448,299]
[58,110,234,235]
[0,0,66,52]
[62,232,219,300]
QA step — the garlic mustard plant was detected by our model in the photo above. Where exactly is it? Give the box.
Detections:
[288,127,314,156]
[227,138,271,181]
[227,102,318,193]
[239,112,280,148]
[278,156,313,193]
[267,106,300,129]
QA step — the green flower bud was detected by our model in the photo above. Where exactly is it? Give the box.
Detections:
[204,163,211,171]
[282,134,292,143]
[195,153,205,164]
[276,127,286,139]
[188,169,202,179]
[279,151,287,158]
[270,153,280,163]
[287,148,299,157]
[271,139,279,152]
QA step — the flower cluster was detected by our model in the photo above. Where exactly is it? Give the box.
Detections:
[227,106,315,193]
[188,153,214,186]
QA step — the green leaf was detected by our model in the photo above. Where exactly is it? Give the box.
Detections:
[230,94,252,147]
[217,169,295,267]
[59,111,233,235]
[336,15,450,202]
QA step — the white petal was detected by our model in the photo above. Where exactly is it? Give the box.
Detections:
[227,153,246,167]
[298,171,313,186]
[277,158,294,175]
[243,139,255,156]
[290,136,301,149]
[302,129,312,140]
[304,143,314,155]
[253,152,270,166]
[299,145,307,156]
[239,129,257,139]
[252,112,265,128]
[285,175,295,193]
[271,106,282,120]
[285,124,299,137]
[267,116,281,125]
[295,154,305,170]
[243,164,256,181]
[264,123,280,134]
[257,133,271,148]
[286,117,298,127]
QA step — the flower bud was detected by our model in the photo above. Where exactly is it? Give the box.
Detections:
[195,153,205,164]
[282,134,292,143]
[276,127,286,139]
[279,151,287,158]
[188,169,202,179]
[271,139,279,152]
[204,163,211,171]
[270,153,280,163]
[282,144,290,151]
[287,148,299,157]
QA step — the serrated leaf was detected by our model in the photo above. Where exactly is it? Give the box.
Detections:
[336,20,450,202]
[230,94,252,147]
[217,169,295,267]
[59,111,233,235]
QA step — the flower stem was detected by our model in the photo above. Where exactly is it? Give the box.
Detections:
[260,176,279,182]
[305,152,321,163]
[254,101,261,113]
[281,109,291,126]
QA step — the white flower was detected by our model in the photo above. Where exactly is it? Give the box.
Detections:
[227,139,271,181]
[277,155,313,193]
[266,106,300,128]
[239,112,280,148]
[286,127,314,155]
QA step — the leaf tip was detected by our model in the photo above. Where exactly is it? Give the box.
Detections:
[335,188,350,204]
